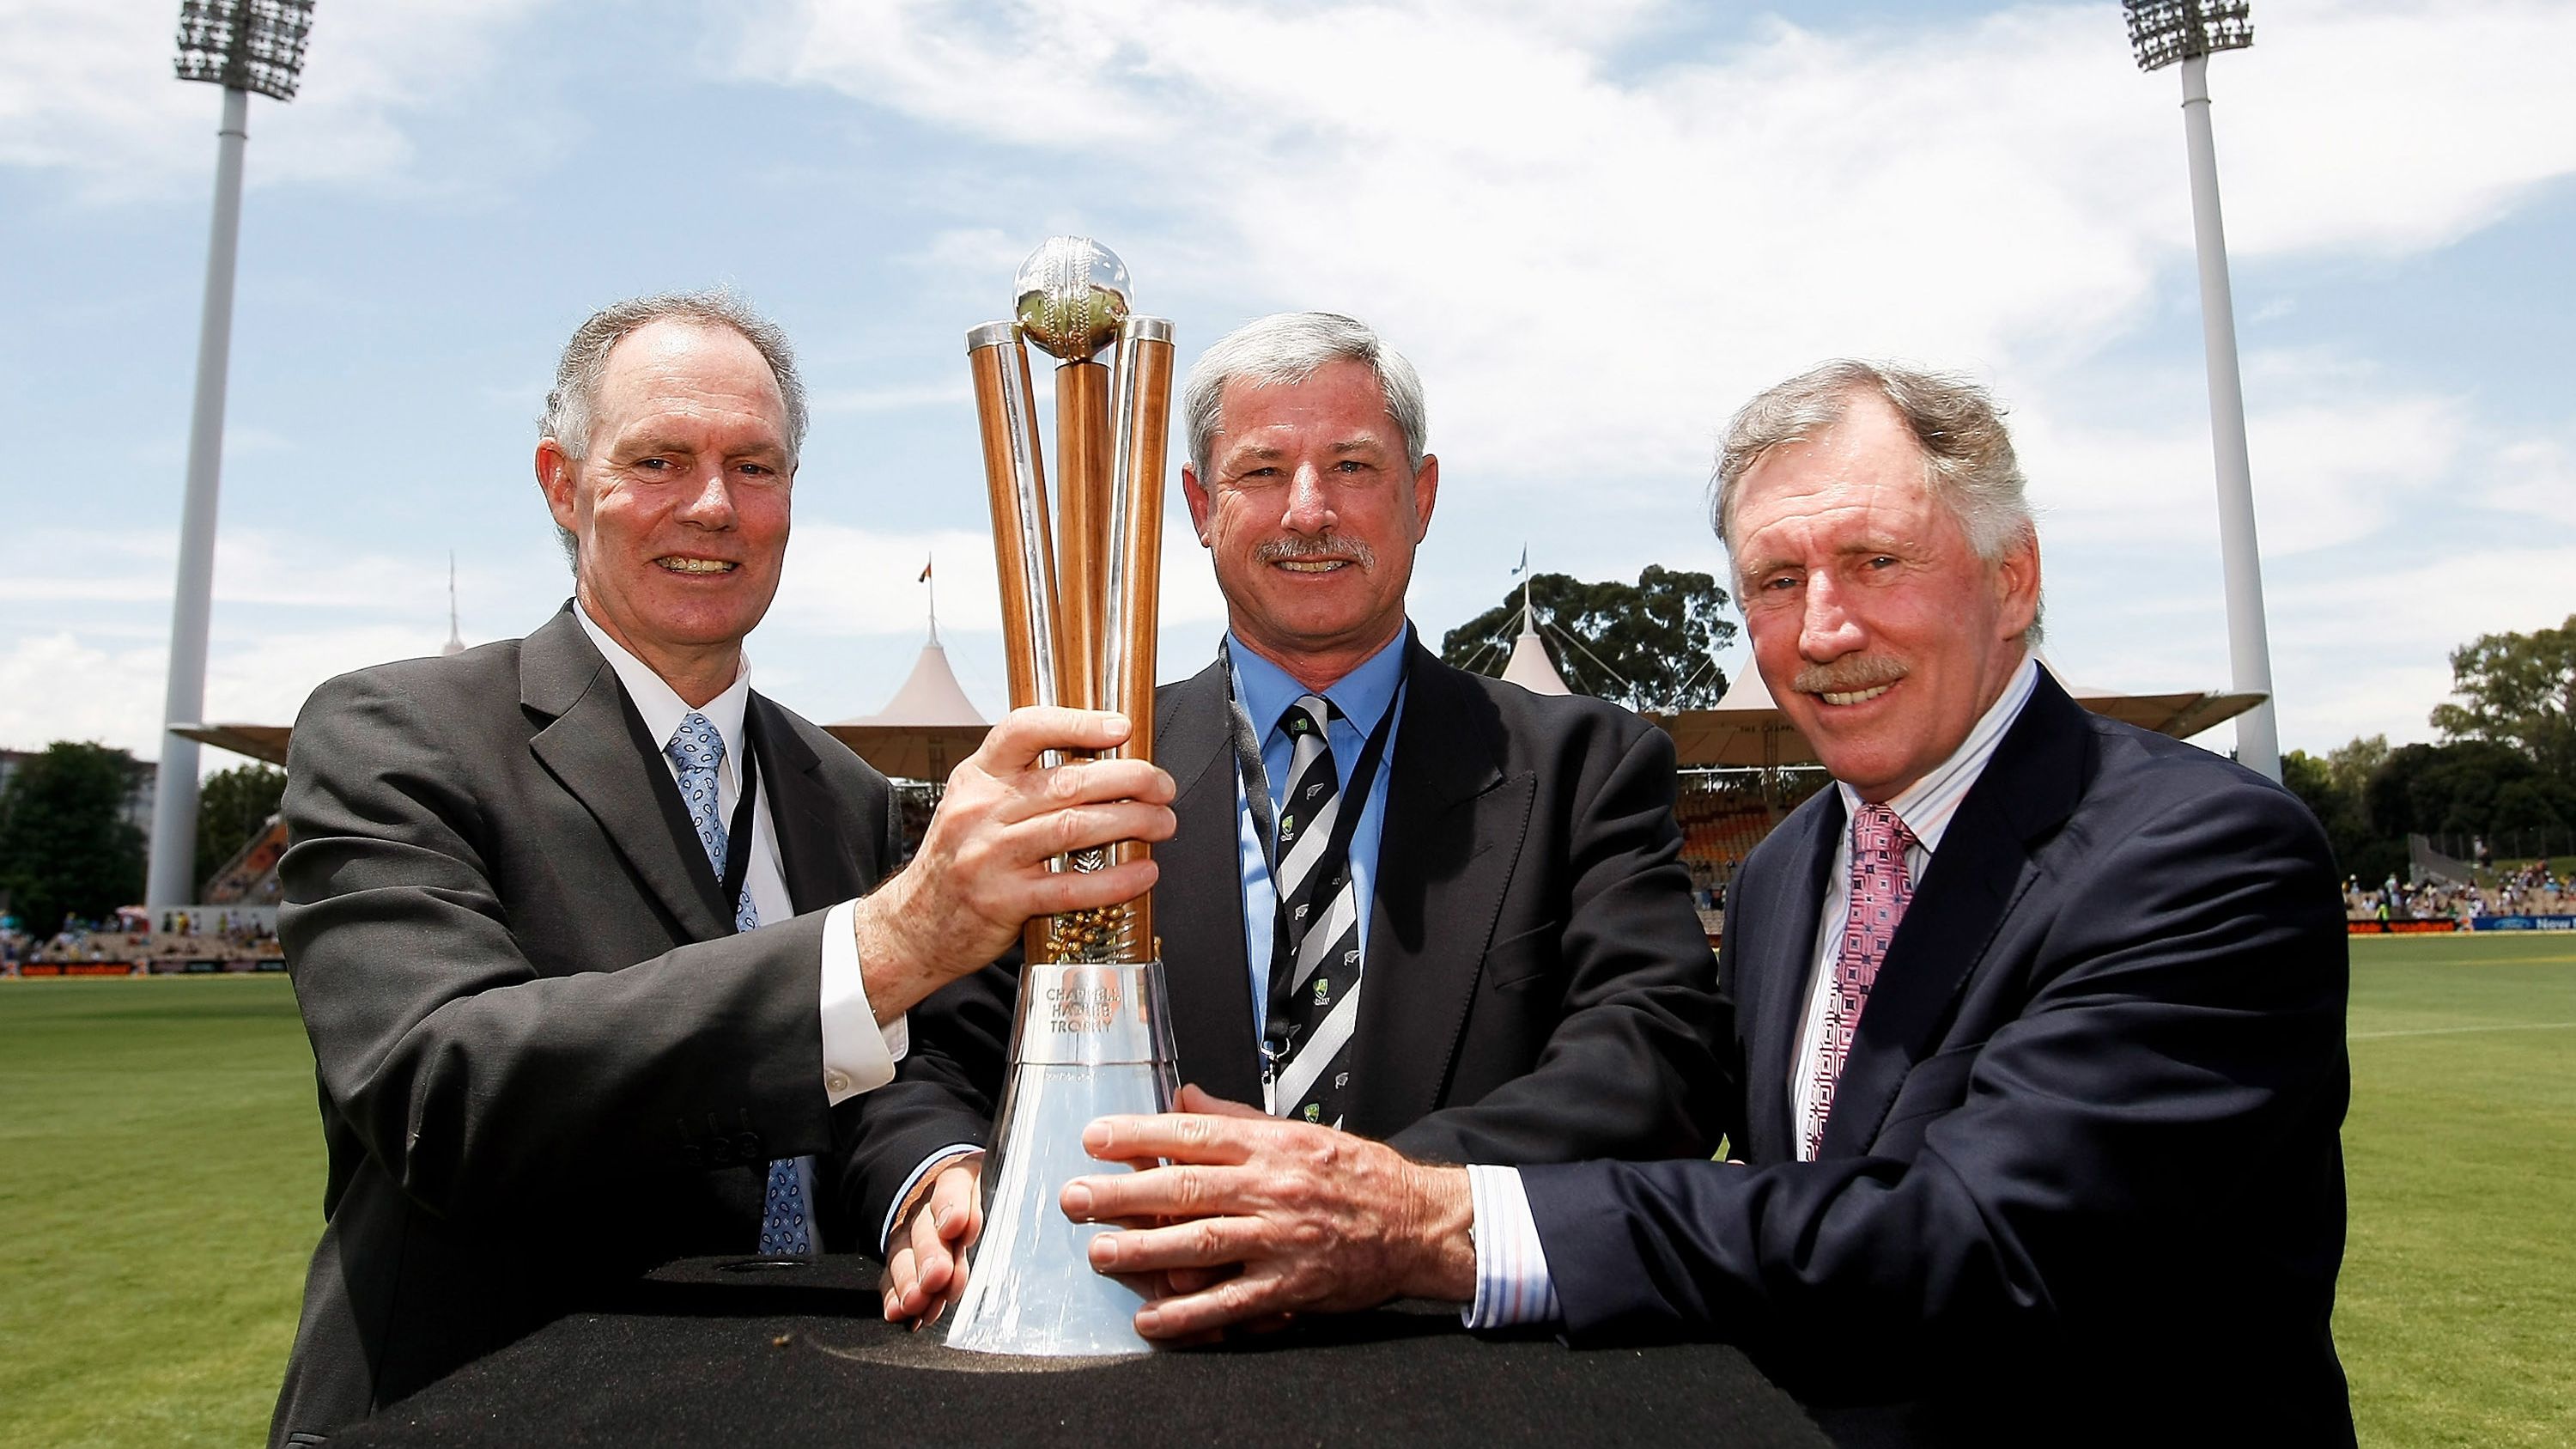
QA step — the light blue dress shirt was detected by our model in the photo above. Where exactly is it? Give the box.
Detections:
[1227,626,1412,1048]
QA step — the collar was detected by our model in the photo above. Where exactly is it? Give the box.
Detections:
[1835,653,2039,854]
[1228,624,1411,738]
[574,600,753,783]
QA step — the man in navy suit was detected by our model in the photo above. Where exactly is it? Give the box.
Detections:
[1074,360,2352,1446]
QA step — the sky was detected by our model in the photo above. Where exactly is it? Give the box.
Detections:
[3,0,2572,773]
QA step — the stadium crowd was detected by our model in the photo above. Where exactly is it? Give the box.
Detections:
[1,910,283,974]
[2345,862,2570,922]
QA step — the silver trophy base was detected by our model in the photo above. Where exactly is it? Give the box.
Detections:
[945,958,1178,1357]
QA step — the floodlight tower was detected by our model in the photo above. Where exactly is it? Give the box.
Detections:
[2123,0,2278,782]
[146,0,317,909]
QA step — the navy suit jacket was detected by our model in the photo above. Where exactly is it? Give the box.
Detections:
[1522,673,2354,1446]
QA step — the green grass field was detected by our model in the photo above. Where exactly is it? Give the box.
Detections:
[2,935,2571,1446]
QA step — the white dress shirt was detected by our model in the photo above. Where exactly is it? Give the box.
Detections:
[574,604,902,1106]
[1789,656,2038,1158]
[1463,654,2041,1329]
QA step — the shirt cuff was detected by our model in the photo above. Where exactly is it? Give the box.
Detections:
[881,1143,986,1254]
[1461,1164,1561,1330]
[820,898,902,1104]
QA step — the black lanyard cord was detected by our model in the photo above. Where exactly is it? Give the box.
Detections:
[718,708,762,928]
[1218,639,1402,1056]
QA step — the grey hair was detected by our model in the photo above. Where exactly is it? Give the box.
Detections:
[1182,312,1428,478]
[540,289,809,570]
[1711,360,2041,642]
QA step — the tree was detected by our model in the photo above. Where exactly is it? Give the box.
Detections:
[2428,613,2576,780]
[1441,566,1736,711]
[2324,734,2390,802]
[0,742,148,933]
[195,762,287,897]
[2284,744,2402,886]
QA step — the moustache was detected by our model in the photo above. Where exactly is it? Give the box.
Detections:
[1256,534,1377,568]
[1791,656,1908,696]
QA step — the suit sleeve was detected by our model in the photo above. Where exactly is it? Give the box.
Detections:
[1388,718,1731,1166]
[1520,779,2346,1360]
[281,668,837,1227]
[829,950,1019,1245]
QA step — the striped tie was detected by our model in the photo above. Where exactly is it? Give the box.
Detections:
[665,713,817,1257]
[1267,695,1363,1127]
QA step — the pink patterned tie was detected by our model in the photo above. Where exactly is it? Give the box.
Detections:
[1805,802,1918,1160]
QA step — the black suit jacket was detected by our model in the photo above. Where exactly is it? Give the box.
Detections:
[841,638,1726,1237]
[270,606,899,1446]
[1522,673,2353,1446]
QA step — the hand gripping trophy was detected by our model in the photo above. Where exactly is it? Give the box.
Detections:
[944,238,1181,1356]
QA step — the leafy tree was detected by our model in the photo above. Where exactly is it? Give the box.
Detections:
[195,763,287,896]
[2428,613,2576,779]
[0,742,148,933]
[1441,566,1735,711]
[2284,746,2402,886]
[2324,734,2390,802]
[2365,739,2576,842]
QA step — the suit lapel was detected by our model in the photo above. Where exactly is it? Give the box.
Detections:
[522,606,731,943]
[1154,660,1264,1105]
[1346,643,1519,1141]
[1819,672,2089,1158]
[750,695,865,914]
[1746,792,1842,1163]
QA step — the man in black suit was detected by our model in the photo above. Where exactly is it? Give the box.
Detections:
[1073,361,2353,1444]
[269,291,1173,1445]
[857,312,1725,1327]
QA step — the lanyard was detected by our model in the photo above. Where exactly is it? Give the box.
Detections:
[718,709,762,930]
[1219,639,1401,1078]
[1220,639,1402,897]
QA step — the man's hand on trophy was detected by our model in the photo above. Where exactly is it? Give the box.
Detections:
[853,706,1176,1020]
[882,1151,986,1329]
[1060,1084,1479,1341]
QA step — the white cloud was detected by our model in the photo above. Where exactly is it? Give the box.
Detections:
[2483,436,2576,519]
[736,0,2576,502]
[0,0,561,201]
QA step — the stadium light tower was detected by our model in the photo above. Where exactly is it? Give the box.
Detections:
[2123,0,2279,782]
[146,0,316,910]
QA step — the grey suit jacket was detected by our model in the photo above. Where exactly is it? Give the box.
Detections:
[270,604,898,1446]
[840,637,1727,1237]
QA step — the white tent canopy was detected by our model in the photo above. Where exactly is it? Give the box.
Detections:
[826,638,990,782]
[1499,626,1571,695]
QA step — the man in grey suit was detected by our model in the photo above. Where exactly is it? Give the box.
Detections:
[269,290,1174,1445]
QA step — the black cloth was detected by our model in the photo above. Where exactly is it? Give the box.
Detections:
[270,604,902,1446]
[330,1257,1833,1448]
[841,637,1728,1239]
[1522,673,2354,1446]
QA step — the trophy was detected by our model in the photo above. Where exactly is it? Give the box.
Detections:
[944,238,1180,1357]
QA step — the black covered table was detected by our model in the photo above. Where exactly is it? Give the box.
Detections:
[339,1256,1832,1447]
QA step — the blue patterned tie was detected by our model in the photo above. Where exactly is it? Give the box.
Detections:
[665,712,816,1257]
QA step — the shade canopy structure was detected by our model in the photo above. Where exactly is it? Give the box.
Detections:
[823,639,991,782]
[1646,659,2267,770]
[172,722,292,767]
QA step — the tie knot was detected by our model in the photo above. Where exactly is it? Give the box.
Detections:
[1281,694,1334,740]
[667,711,726,771]
[1851,802,1916,861]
